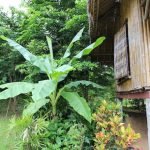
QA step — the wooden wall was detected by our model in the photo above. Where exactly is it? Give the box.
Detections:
[116,0,150,92]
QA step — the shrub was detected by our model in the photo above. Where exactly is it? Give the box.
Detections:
[93,100,140,150]
[9,117,86,150]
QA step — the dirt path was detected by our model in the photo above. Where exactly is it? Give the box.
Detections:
[125,113,148,150]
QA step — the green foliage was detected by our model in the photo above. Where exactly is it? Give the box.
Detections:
[0,1,117,149]
[74,37,105,59]
[0,0,97,88]
[93,101,140,150]
[9,117,86,150]
[63,28,84,59]
[61,92,91,123]
[9,116,48,149]
[9,116,33,133]
[0,82,34,100]
[64,80,104,89]
[0,8,26,85]
[88,65,115,106]
[46,120,86,150]
[123,99,145,112]
[0,0,91,84]
[31,80,56,100]
[0,30,105,123]
[23,98,50,116]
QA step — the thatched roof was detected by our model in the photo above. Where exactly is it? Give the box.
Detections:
[88,0,150,39]
[88,0,118,39]
[88,0,150,65]
[88,0,119,64]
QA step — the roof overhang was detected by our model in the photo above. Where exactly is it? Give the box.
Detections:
[88,0,120,40]
[88,0,120,65]
[88,0,150,40]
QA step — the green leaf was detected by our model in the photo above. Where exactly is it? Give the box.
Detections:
[32,56,52,74]
[46,36,54,64]
[74,37,105,59]
[23,98,49,116]
[52,65,74,82]
[63,28,84,58]
[55,65,73,72]
[64,80,104,89]
[61,91,91,123]
[0,82,35,100]
[0,36,52,74]
[0,36,36,62]
[32,80,56,101]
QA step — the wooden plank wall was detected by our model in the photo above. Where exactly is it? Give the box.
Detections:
[117,0,150,92]
[141,1,150,89]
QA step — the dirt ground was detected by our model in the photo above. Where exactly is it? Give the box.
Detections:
[125,112,148,150]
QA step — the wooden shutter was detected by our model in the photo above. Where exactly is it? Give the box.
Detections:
[114,21,130,83]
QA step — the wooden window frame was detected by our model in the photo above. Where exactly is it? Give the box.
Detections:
[114,20,131,84]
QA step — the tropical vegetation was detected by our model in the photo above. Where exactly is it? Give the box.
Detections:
[0,0,141,149]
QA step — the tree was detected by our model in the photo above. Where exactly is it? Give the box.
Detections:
[0,30,105,122]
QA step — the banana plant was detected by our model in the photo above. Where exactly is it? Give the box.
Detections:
[0,29,105,123]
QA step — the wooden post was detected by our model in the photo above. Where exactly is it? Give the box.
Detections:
[116,98,123,120]
[145,99,150,149]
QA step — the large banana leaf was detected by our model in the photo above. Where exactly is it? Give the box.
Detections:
[61,91,91,123]
[32,56,52,74]
[0,36,52,74]
[0,82,35,100]
[32,80,56,101]
[23,98,49,116]
[64,80,104,89]
[0,36,36,62]
[63,28,84,58]
[74,37,105,59]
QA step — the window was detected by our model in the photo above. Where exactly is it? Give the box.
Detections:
[114,20,130,83]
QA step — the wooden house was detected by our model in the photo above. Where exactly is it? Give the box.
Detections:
[88,0,150,148]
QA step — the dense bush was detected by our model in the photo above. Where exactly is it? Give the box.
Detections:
[0,29,106,149]
[10,117,86,150]
[93,101,140,150]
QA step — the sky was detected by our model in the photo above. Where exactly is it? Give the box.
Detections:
[0,0,22,12]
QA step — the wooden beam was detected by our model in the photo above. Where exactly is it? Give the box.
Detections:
[117,91,150,99]
[144,0,150,20]
[141,0,146,6]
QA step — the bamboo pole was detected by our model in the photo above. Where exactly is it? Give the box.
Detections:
[141,0,146,6]
[144,0,150,20]
[145,99,150,150]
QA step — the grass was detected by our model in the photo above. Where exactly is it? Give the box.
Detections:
[0,117,16,150]
[0,100,25,150]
